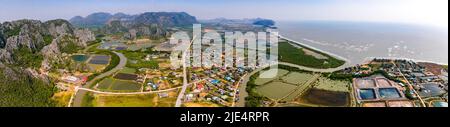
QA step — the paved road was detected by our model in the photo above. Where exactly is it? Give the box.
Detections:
[175,36,196,107]
[175,49,189,107]
[235,62,347,107]
[236,68,263,107]
[231,74,247,107]
[71,51,127,107]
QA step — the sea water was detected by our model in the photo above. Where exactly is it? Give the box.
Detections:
[277,21,449,66]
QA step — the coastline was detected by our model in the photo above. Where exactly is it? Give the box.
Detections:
[278,35,448,67]
[278,35,352,67]
[364,56,449,66]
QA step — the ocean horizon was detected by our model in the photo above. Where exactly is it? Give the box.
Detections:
[276,21,449,66]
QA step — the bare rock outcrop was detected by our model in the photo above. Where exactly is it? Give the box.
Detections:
[0,49,12,64]
[40,39,62,71]
[46,19,74,37]
[0,19,95,72]
[74,29,95,47]
[0,62,18,81]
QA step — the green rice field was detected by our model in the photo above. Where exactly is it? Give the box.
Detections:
[119,67,137,74]
[250,65,353,106]
[281,74,320,101]
[97,78,114,89]
[281,72,314,85]
[256,82,297,100]
[92,94,177,107]
[97,77,142,91]
[254,69,289,85]
[313,78,350,92]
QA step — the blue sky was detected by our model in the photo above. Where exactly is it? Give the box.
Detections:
[0,0,448,27]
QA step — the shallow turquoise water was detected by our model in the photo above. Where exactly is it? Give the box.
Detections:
[72,55,88,62]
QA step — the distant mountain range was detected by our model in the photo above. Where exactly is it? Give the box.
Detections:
[200,18,275,26]
[70,12,198,28]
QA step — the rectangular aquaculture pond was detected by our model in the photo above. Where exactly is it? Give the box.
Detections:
[359,89,376,100]
[378,88,402,99]
[89,55,111,65]
[72,55,89,62]
[300,88,350,107]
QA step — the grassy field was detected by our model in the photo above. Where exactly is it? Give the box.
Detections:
[121,51,159,69]
[314,77,350,92]
[86,43,102,53]
[92,94,176,107]
[119,67,137,74]
[87,64,107,72]
[81,92,95,107]
[278,41,345,69]
[256,82,297,100]
[97,78,114,89]
[111,80,141,91]
[280,74,320,102]
[52,90,74,107]
[281,72,314,85]
[97,78,142,91]
[254,69,289,85]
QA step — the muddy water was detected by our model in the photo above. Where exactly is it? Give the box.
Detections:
[299,88,350,107]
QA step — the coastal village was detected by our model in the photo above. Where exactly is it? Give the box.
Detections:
[49,25,448,107]
[182,67,250,107]
[339,59,448,107]
[2,1,449,127]
[37,14,447,108]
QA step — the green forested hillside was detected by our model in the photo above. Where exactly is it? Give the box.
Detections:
[0,68,57,107]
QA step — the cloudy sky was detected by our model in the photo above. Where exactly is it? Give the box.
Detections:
[0,0,448,27]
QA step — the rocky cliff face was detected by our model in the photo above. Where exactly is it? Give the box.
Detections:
[0,19,95,107]
[40,38,61,71]
[0,19,95,72]
[0,62,18,81]
[0,49,12,64]
[74,29,95,47]
[0,23,5,48]
[2,20,47,52]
